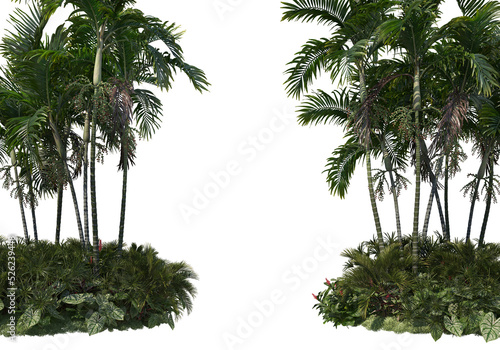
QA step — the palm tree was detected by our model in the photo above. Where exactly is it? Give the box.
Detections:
[378,0,445,273]
[282,0,392,251]
[428,0,500,242]
[0,95,30,241]
[1,1,87,246]
[63,0,209,263]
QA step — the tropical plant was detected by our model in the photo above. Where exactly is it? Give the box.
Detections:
[282,0,396,251]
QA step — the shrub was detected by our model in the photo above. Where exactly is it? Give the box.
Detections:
[314,233,500,342]
[0,236,197,336]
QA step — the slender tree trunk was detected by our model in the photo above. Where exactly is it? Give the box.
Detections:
[422,185,434,240]
[27,171,38,242]
[117,129,128,257]
[422,156,444,239]
[380,138,403,246]
[479,159,494,246]
[444,155,450,241]
[466,142,492,242]
[412,64,422,274]
[10,150,29,241]
[91,24,105,268]
[55,182,63,244]
[367,148,384,251]
[83,116,90,247]
[359,64,384,251]
[48,113,85,247]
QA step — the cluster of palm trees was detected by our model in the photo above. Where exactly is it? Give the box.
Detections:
[283,0,500,272]
[0,0,209,264]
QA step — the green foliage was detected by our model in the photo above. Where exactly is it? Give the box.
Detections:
[313,234,500,342]
[0,237,197,336]
[480,312,500,342]
[313,279,363,327]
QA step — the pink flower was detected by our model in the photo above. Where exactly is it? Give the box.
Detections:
[99,240,102,252]
[312,293,318,300]
[325,278,331,286]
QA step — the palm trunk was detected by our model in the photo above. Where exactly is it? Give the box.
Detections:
[466,141,492,242]
[55,182,63,244]
[422,186,434,240]
[412,64,422,274]
[117,129,128,257]
[48,113,85,247]
[27,171,38,242]
[83,116,90,247]
[444,155,450,241]
[367,148,384,251]
[10,150,29,241]
[479,159,494,246]
[359,64,384,251]
[422,155,445,239]
[91,24,105,268]
[380,137,402,246]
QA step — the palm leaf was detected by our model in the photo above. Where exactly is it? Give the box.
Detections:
[324,134,365,198]
[284,38,330,98]
[281,0,351,27]
[297,88,350,126]
[132,88,162,140]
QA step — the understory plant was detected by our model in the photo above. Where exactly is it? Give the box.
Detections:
[313,233,500,342]
[0,236,197,336]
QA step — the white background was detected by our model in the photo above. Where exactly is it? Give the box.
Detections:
[1,0,499,349]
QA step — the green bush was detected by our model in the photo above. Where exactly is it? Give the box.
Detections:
[0,236,197,336]
[314,234,500,342]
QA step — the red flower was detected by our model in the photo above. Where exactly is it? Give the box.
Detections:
[325,278,331,286]
[90,256,93,264]
[312,293,318,300]
[99,240,102,252]
[339,289,343,296]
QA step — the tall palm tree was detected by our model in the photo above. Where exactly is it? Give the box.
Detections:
[282,0,391,251]
[63,0,209,263]
[378,0,445,273]
[1,1,87,246]
[428,0,500,242]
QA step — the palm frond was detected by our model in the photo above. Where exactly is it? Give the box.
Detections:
[297,88,350,126]
[324,134,365,198]
[284,38,330,98]
[132,88,162,140]
[281,0,351,27]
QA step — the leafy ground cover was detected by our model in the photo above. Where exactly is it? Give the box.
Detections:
[313,234,500,342]
[0,236,197,336]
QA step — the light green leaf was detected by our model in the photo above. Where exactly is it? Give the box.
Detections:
[62,293,94,305]
[99,301,125,321]
[17,306,41,333]
[480,312,500,342]
[444,315,464,337]
[86,312,105,336]
[0,299,4,311]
